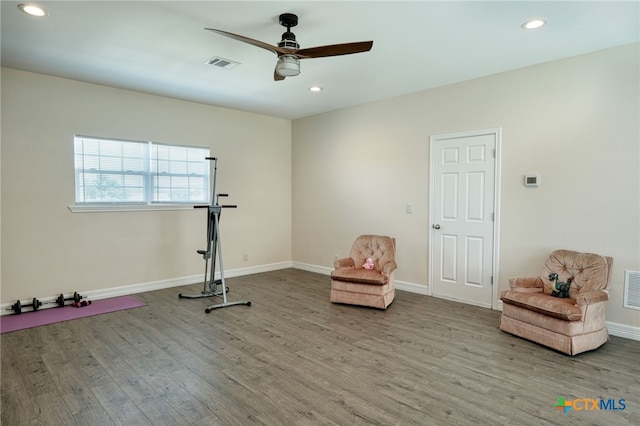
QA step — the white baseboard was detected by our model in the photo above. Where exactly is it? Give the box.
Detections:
[606,321,640,341]
[291,261,332,275]
[222,261,293,278]
[395,281,430,295]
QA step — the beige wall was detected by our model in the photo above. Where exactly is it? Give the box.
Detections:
[292,43,640,330]
[1,68,291,302]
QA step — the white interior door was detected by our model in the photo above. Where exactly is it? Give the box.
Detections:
[429,129,499,308]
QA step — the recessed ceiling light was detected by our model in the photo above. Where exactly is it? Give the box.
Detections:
[18,3,48,17]
[309,86,323,93]
[521,19,547,30]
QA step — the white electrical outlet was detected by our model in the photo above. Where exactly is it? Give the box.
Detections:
[243,253,248,261]
[406,204,413,214]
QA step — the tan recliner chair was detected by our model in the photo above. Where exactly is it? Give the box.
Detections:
[500,249,613,355]
[330,235,397,309]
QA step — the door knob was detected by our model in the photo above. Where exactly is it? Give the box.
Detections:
[432,224,441,230]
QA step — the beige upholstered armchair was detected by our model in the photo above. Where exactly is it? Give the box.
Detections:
[500,249,613,355]
[330,235,397,309]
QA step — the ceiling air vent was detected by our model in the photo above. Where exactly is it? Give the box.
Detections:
[205,56,240,69]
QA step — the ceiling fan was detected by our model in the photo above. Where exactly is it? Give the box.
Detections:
[205,13,373,81]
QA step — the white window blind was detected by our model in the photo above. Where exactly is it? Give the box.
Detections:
[74,136,210,205]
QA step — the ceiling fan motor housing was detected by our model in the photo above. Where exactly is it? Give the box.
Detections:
[278,35,299,50]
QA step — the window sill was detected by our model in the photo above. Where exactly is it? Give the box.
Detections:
[68,204,201,213]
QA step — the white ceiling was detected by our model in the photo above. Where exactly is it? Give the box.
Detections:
[2,1,639,120]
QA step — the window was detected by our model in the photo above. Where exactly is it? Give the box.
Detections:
[74,135,210,206]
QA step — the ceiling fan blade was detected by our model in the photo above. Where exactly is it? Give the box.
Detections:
[296,41,373,59]
[205,28,288,56]
[274,68,285,81]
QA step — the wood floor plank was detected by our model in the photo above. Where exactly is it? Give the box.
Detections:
[135,366,216,424]
[30,390,77,425]
[43,358,106,416]
[90,382,152,425]
[73,406,116,425]
[136,397,191,426]
[0,361,38,425]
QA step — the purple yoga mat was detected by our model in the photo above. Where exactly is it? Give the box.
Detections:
[1,296,145,334]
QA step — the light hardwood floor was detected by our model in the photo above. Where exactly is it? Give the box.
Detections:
[2,269,639,425]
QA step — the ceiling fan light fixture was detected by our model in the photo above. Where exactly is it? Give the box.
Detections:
[276,55,300,77]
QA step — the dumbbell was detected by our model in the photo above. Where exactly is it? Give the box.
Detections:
[7,298,42,314]
[54,292,84,307]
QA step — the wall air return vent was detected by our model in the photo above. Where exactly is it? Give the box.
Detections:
[624,270,640,310]
[205,57,240,69]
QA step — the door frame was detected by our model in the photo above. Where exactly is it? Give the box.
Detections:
[428,128,502,310]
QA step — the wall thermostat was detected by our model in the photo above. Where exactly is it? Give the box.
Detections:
[524,174,539,187]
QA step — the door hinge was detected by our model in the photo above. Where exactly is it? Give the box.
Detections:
[493,149,496,158]
[491,212,495,221]
[491,276,494,285]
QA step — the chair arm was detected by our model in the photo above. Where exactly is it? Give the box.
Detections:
[381,261,398,275]
[334,257,355,269]
[575,290,609,306]
[508,277,543,293]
